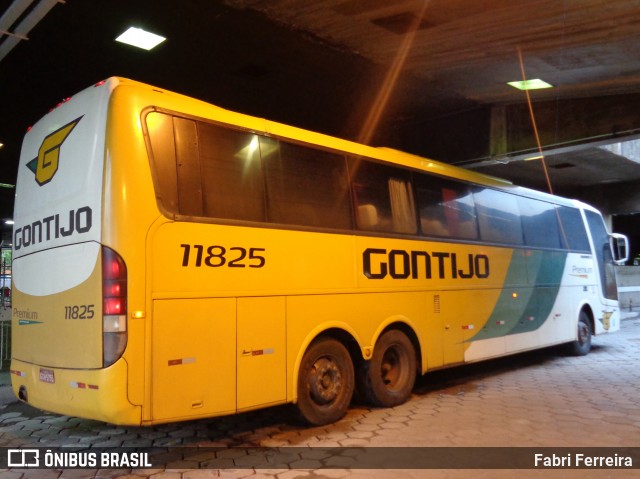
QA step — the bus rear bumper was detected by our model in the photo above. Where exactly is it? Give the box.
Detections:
[10,358,141,426]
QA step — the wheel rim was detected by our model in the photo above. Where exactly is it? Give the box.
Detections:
[380,345,405,390]
[577,321,590,345]
[308,356,342,405]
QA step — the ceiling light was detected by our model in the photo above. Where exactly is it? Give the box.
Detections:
[507,79,553,91]
[115,27,166,50]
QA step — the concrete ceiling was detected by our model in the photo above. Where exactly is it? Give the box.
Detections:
[221,0,640,197]
[1,0,640,221]
[225,0,640,103]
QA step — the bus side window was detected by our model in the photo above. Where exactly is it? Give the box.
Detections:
[350,160,416,235]
[263,141,352,229]
[357,204,379,230]
[146,112,179,213]
[415,176,478,240]
[174,117,203,217]
[197,122,265,222]
[474,188,524,245]
[557,206,591,252]
[585,210,618,300]
[517,197,563,249]
[146,113,206,217]
[145,113,266,222]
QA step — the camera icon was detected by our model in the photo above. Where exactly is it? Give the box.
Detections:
[8,449,40,467]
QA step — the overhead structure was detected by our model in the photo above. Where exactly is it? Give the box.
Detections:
[0,0,640,203]
[0,0,63,62]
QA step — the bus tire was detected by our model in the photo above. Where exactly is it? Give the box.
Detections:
[359,330,417,407]
[297,338,354,426]
[566,311,592,356]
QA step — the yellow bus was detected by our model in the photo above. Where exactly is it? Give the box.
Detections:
[11,78,628,426]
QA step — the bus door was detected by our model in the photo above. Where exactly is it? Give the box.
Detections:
[585,211,618,302]
[583,210,628,332]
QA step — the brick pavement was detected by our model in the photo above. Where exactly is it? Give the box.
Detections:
[1,317,639,479]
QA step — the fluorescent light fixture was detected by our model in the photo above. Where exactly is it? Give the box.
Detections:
[507,79,553,90]
[524,155,544,161]
[115,27,166,50]
[4,220,14,225]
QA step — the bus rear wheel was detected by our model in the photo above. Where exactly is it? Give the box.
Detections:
[297,338,354,426]
[566,311,592,356]
[359,330,417,407]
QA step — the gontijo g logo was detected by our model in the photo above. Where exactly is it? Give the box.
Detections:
[25,116,82,186]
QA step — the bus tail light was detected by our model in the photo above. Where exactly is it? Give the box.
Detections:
[102,246,128,367]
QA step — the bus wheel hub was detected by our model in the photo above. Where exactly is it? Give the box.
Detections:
[310,358,341,404]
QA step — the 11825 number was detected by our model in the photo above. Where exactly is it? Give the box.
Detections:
[64,304,95,319]
[180,244,266,268]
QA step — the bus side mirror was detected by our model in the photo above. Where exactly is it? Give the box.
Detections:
[610,233,629,265]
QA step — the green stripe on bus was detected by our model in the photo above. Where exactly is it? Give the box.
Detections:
[467,250,568,342]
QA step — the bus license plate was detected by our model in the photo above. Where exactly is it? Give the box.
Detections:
[39,368,55,384]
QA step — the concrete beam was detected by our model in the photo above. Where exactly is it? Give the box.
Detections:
[493,93,640,161]
[399,92,640,167]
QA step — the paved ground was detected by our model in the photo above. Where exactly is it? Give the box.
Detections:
[1,316,639,479]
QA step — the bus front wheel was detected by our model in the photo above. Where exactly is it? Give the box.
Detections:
[566,311,592,356]
[358,330,417,407]
[297,338,354,426]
